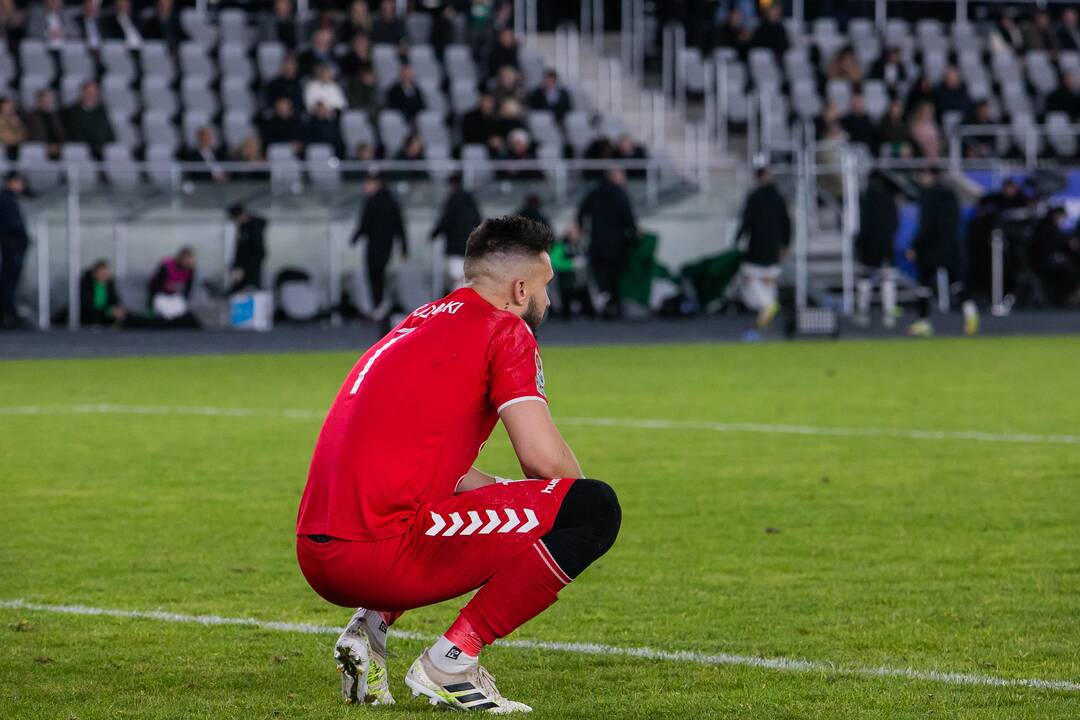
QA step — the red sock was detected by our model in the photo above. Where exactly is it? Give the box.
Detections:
[378,610,403,626]
[444,614,484,656]
[457,541,572,646]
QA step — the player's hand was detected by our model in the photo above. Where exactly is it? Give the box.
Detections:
[905,248,917,261]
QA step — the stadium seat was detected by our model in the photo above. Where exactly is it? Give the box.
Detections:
[527,111,562,147]
[461,143,493,185]
[17,143,61,192]
[268,142,303,190]
[142,112,180,154]
[109,113,140,149]
[425,142,452,181]
[783,48,814,84]
[519,47,546,89]
[444,45,477,83]
[181,76,219,116]
[181,111,212,147]
[418,80,448,115]
[417,110,450,148]
[103,74,139,117]
[372,44,401,90]
[377,109,409,156]
[680,48,705,94]
[341,110,376,151]
[408,44,441,84]
[1046,112,1077,157]
[862,81,889,121]
[146,143,180,188]
[219,9,250,47]
[180,8,217,46]
[791,80,822,119]
[221,76,256,114]
[826,79,852,115]
[18,74,49,109]
[140,41,176,81]
[61,143,99,189]
[141,76,179,117]
[59,74,84,106]
[60,42,94,84]
[306,143,340,188]
[102,41,137,81]
[450,79,478,115]
[405,13,433,44]
[103,143,141,190]
[180,42,217,80]
[219,44,255,82]
[748,49,780,89]
[563,110,594,156]
[256,41,286,82]
[18,40,54,82]
[223,110,256,150]
[0,42,14,84]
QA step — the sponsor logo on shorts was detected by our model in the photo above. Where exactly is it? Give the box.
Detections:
[541,479,560,494]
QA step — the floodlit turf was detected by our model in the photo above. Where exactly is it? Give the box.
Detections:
[2,336,1079,719]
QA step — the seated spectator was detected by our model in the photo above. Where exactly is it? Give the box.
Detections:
[934,66,970,123]
[140,0,185,49]
[260,97,304,154]
[27,0,75,49]
[826,45,863,84]
[64,81,114,159]
[1023,10,1058,54]
[1031,206,1080,306]
[431,3,459,59]
[355,142,376,161]
[490,66,524,105]
[1060,8,1080,52]
[877,99,912,158]
[103,0,143,49]
[711,6,751,60]
[870,47,907,93]
[462,93,501,150]
[611,133,647,178]
[583,135,613,180]
[0,0,26,48]
[258,0,302,50]
[392,133,427,181]
[527,69,572,123]
[180,126,228,183]
[230,135,266,179]
[0,97,26,157]
[299,27,338,78]
[908,101,943,159]
[338,0,371,45]
[77,0,105,52]
[339,32,372,78]
[148,246,199,327]
[303,101,345,157]
[23,88,65,159]
[304,63,347,113]
[750,3,788,61]
[488,26,519,76]
[385,64,425,121]
[904,74,935,118]
[990,13,1024,56]
[1046,70,1080,120]
[265,53,304,112]
[962,100,997,158]
[80,259,126,327]
[840,93,876,150]
[345,66,378,113]
[497,128,541,180]
[496,97,526,141]
[371,0,405,46]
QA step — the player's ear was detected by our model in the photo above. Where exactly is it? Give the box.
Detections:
[513,278,527,306]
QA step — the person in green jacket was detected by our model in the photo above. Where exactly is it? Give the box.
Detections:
[551,224,596,320]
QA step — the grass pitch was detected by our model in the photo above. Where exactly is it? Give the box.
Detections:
[1,336,1079,719]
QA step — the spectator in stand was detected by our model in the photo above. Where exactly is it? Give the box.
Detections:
[1031,206,1080,307]
[611,133,647,178]
[179,126,227,184]
[870,46,907,94]
[103,0,143,48]
[371,0,405,46]
[527,69,572,124]
[490,66,524,105]
[496,97,526,142]
[462,93,502,150]
[23,88,64,159]
[877,99,912,157]
[841,92,876,150]
[750,3,788,61]
[583,135,613,180]
[304,101,345,157]
[908,101,943,159]
[962,100,997,158]
[338,0,371,44]
[76,0,105,52]
[854,170,899,328]
[0,172,28,329]
[260,97,304,155]
[990,13,1024,56]
[488,26,519,76]
[265,53,304,112]
[965,177,1028,302]
[227,204,267,293]
[826,45,863,84]
[339,32,372,78]
[934,66,971,123]
[906,168,977,337]
[711,6,751,61]
[904,74,935,117]
[258,0,302,50]
[79,259,126,327]
[386,64,425,121]
[0,0,26,48]
[1022,10,1058,54]
[140,0,186,49]
[578,166,639,319]
[350,172,407,322]
[734,165,790,330]
[430,173,482,292]
[304,63,347,113]
[516,193,550,227]
[0,97,25,157]
[391,133,427,181]
[431,3,459,59]
[1059,8,1080,52]
[299,27,338,78]
[497,128,541,180]
[27,0,75,49]
[64,81,114,159]
[345,66,378,113]
[230,135,267,179]
[1046,70,1080,120]
[148,246,199,327]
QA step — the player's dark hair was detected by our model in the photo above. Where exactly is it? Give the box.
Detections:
[465,215,553,264]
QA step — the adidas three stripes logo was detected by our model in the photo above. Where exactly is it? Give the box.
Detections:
[424,508,540,537]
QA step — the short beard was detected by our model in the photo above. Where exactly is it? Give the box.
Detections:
[523,296,548,332]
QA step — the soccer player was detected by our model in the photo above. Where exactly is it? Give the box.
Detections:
[296,216,621,712]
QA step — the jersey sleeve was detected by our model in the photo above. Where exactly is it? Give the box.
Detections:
[489,318,548,414]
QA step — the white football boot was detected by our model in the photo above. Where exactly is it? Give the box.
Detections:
[404,651,532,713]
[334,609,395,705]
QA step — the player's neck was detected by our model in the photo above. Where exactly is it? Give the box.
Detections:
[463,282,523,320]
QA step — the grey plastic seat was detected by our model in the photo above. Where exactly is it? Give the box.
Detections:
[884,19,910,47]
[60,75,85,106]
[140,41,176,81]
[450,79,478,115]
[527,110,561,147]
[1046,112,1077,157]
[444,45,477,83]
[142,112,180,154]
[268,142,303,191]
[61,142,99,189]
[219,43,254,82]
[60,42,94,83]
[599,114,626,139]
[461,143,493,185]
[180,42,217,79]
[1002,83,1032,117]
[19,74,50,109]
[1060,51,1080,75]
[18,40,54,82]
[17,143,61,193]
[405,13,432,44]
[408,44,441,83]
[341,110,375,150]
[783,48,813,83]
[854,36,880,70]
[923,49,947,84]
[180,8,216,46]
[849,18,874,41]
[681,47,705,93]
[256,41,285,82]
[102,41,137,80]
[103,74,138,117]
[826,79,852,115]
[306,143,340,188]
[109,113,140,149]
[791,80,822,119]
[862,80,889,121]
[372,44,401,90]
[103,143,141,190]
[223,109,256,150]
[141,76,179,116]
[748,48,779,88]
[417,109,450,148]
[219,9,250,47]
[221,76,256,114]
[182,76,219,115]
[181,111,212,147]
[146,144,180,188]
[1010,114,1043,155]
[812,17,839,39]
[377,109,409,156]
[418,80,448,115]
[966,76,991,102]
[519,47,545,89]
[563,110,594,156]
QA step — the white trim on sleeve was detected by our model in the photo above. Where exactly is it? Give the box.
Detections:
[496,395,548,414]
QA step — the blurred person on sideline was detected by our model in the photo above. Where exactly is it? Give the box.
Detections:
[577,167,638,319]
[429,173,482,293]
[551,222,596,321]
[228,204,267,293]
[0,171,28,329]
[735,165,791,330]
[148,246,199,327]
[79,259,126,327]
[855,170,900,328]
[1031,206,1080,307]
[350,172,407,323]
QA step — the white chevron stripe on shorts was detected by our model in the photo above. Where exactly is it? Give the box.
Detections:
[425,509,539,538]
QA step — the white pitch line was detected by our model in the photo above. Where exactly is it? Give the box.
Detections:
[2,403,1079,446]
[1,599,1077,694]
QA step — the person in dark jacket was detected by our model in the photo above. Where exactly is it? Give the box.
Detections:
[526,69,572,123]
[64,80,114,159]
[735,165,790,329]
[1031,206,1080,307]
[854,170,899,327]
[577,167,638,319]
[23,88,66,159]
[79,259,126,326]
[906,168,978,336]
[228,204,267,293]
[516,194,550,228]
[350,173,407,320]
[429,174,482,293]
[385,64,425,122]
[139,0,186,49]
[0,172,28,328]
[749,3,788,61]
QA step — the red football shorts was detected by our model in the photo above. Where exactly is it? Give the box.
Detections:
[296,478,576,611]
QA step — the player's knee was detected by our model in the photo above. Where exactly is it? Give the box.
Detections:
[572,478,621,557]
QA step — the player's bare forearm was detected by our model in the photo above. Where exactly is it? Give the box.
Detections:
[521,439,582,480]
[455,466,497,494]
[500,400,584,480]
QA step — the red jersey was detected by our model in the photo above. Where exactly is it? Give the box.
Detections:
[296,287,548,541]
